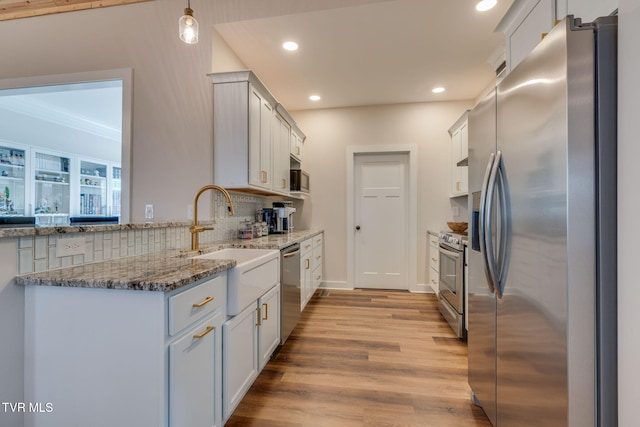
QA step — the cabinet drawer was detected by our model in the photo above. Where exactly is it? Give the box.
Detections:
[169,274,226,336]
[429,266,439,288]
[312,265,322,290]
[312,245,322,272]
[429,251,439,271]
[300,237,313,255]
[312,233,323,248]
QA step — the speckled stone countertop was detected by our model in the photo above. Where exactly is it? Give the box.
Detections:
[0,220,192,239]
[14,229,323,292]
[198,229,323,251]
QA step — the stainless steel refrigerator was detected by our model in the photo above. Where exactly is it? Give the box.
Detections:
[467,16,617,427]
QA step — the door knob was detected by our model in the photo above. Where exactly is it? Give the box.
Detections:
[356,225,361,231]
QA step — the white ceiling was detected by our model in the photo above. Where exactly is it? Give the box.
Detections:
[0,82,122,141]
[213,0,515,111]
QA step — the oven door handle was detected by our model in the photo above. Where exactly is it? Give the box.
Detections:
[439,245,462,260]
[479,152,496,294]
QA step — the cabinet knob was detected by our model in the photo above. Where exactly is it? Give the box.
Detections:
[356,225,361,231]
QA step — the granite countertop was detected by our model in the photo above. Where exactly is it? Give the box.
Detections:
[0,220,193,239]
[198,229,323,252]
[14,229,323,292]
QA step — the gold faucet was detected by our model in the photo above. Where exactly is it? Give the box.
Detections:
[189,185,235,251]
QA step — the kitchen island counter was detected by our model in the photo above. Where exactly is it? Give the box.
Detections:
[14,229,323,292]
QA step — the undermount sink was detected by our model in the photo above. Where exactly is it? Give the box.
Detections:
[194,248,280,315]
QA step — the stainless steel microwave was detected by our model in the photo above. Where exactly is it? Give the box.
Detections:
[290,169,310,193]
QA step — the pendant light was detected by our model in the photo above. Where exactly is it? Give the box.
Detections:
[178,0,199,44]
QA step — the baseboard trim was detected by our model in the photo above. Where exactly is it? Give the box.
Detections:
[318,281,353,290]
[410,283,435,293]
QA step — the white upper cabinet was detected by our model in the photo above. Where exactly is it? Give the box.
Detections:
[498,0,617,77]
[211,71,304,197]
[449,111,469,197]
[290,128,304,163]
[249,85,273,190]
[497,0,556,74]
[273,106,293,194]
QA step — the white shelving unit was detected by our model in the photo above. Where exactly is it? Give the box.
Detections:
[0,144,27,216]
[79,159,108,216]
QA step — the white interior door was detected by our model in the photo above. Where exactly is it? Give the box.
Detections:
[354,152,408,289]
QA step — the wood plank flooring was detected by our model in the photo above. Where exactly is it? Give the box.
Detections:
[225,289,491,426]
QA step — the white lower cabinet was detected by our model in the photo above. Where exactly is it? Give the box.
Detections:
[429,233,440,293]
[300,237,313,309]
[170,311,224,427]
[300,232,323,310]
[258,284,281,370]
[223,283,281,422]
[223,301,259,421]
[23,272,227,427]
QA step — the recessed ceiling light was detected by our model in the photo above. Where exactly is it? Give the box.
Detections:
[309,95,321,101]
[476,0,497,12]
[283,41,299,51]
[432,87,446,94]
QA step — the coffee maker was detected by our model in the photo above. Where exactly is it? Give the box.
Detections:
[272,201,295,233]
[261,208,276,234]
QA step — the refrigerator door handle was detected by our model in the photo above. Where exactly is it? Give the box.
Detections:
[479,152,496,293]
[484,151,502,294]
[495,154,511,298]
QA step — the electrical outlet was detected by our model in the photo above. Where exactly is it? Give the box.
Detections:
[452,206,460,217]
[56,237,86,258]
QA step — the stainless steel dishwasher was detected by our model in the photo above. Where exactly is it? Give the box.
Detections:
[280,243,301,344]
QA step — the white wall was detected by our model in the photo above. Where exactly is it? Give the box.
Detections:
[292,100,472,289]
[617,1,638,425]
[0,110,120,162]
[0,0,219,224]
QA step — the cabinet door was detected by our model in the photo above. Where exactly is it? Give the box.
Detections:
[0,144,27,216]
[451,120,469,196]
[258,284,281,371]
[223,303,259,421]
[290,130,303,162]
[429,235,440,293]
[300,246,312,310]
[273,113,291,194]
[78,159,108,216]
[33,150,71,216]
[249,85,273,190]
[460,122,468,160]
[170,311,223,427]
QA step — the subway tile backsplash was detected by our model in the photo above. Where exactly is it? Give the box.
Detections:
[15,193,268,275]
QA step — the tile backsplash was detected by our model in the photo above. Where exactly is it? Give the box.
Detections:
[16,192,269,274]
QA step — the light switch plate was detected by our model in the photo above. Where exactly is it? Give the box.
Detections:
[56,237,86,257]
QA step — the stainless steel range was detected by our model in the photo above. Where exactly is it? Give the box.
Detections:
[437,231,466,340]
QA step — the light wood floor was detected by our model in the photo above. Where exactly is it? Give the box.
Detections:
[226,289,491,426]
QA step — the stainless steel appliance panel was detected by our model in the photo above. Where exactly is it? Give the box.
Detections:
[467,89,497,426]
[280,244,301,344]
[495,20,595,426]
[467,16,617,427]
[438,245,463,313]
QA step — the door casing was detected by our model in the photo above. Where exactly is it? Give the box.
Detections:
[346,145,417,290]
